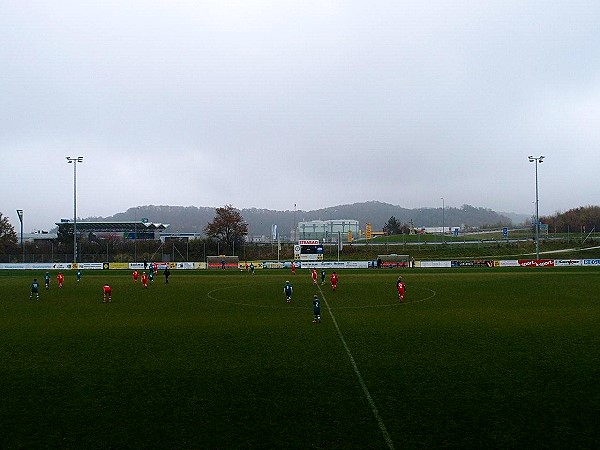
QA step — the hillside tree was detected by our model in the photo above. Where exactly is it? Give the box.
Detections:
[383,216,401,235]
[383,216,411,235]
[0,212,18,254]
[204,205,249,252]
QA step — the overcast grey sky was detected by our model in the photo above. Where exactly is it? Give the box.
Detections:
[2,1,599,232]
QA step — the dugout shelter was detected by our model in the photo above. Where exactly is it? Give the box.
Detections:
[377,254,410,268]
[207,256,240,269]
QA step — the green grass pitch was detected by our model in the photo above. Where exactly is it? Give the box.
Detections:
[1,268,599,449]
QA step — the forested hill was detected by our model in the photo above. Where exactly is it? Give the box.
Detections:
[86,202,523,237]
[540,206,600,233]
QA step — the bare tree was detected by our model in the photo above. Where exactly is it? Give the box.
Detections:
[204,205,249,252]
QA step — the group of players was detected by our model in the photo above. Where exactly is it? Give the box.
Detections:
[28,270,82,300]
[104,266,171,303]
[284,268,407,323]
[104,266,171,302]
[282,269,338,324]
[29,264,406,320]
[28,269,113,303]
[283,278,324,324]
[28,265,173,303]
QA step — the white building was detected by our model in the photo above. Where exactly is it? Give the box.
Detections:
[297,220,360,242]
[421,226,462,235]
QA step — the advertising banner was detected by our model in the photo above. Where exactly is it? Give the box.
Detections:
[299,261,369,269]
[518,259,555,267]
[553,259,582,267]
[74,263,104,270]
[0,263,79,270]
[497,260,521,267]
[451,260,494,268]
[298,240,319,245]
[237,261,264,270]
[0,263,57,270]
[420,261,452,268]
[128,262,173,270]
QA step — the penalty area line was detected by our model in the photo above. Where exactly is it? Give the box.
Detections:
[317,285,395,450]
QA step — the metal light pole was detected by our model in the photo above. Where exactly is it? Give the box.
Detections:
[16,209,24,262]
[441,197,445,243]
[293,203,297,242]
[66,156,84,263]
[134,207,137,263]
[528,155,544,260]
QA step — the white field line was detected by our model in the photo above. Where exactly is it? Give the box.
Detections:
[317,284,395,450]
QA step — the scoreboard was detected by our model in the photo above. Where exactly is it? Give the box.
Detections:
[294,240,324,261]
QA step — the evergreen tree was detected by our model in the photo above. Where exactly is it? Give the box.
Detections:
[0,212,18,254]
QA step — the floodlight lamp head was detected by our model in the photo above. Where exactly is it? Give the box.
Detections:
[539,156,545,162]
[528,156,535,162]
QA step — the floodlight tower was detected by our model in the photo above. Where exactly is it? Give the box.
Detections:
[66,156,84,263]
[16,209,24,262]
[528,155,544,260]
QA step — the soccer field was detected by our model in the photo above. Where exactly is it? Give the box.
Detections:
[1,268,599,449]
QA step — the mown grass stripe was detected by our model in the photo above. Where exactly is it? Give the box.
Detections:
[318,283,395,450]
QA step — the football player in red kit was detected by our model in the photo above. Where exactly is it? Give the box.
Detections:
[103,284,112,303]
[396,276,406,302]
[330,272,338,291]
[57,272,64,288]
